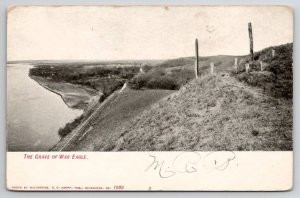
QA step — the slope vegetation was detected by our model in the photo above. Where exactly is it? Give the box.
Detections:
[69,88,174,151]
[235,43,293,99]
[99,74,292,151]
[68,43,292,151]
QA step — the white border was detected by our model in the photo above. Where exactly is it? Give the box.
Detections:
[1,0,299,196]
[6,151,293,191]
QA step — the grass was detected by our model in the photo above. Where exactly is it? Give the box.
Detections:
[30,43,293,151]
[99,74,292,151]
[66,87,175,151]
[157,55,243,73]
[29,61,166,140]
[128,54,242,90]
[234,43,293,99]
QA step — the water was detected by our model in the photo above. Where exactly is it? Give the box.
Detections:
[7,64,83,151]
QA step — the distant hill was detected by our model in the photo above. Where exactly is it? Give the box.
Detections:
[157,55,244,74]
[128,54,244,91]
[152,43,293,98]
[157,43,292,77]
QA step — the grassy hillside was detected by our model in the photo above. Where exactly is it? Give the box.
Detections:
[128,55,242,90]
[55,43,292,151]
[158,55,243,73]
[98,74,292,151]
[68,88,174,151]
[235,43,293,99]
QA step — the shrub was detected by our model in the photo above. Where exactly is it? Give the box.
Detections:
[146,76,179,90]
[129,73,152,89]
[142,65,153,72]
[129,67,193,90]
[58,115,85,138]
[99,80,124,102]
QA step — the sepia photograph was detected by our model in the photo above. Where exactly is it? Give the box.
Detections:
[7,5,293,152]
[5,4,295,192]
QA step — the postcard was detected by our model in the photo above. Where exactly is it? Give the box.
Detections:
[6,5,293,191]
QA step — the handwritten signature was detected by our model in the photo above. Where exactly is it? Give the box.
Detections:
[145,151,236,178]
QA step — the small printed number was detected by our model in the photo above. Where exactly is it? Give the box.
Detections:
[114,185,124,190]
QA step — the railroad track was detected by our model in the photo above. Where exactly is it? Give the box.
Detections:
[51,83,127,151]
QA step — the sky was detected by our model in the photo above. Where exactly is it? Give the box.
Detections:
[7,5,293,61]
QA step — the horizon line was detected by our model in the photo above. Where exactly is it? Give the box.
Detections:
[7,42,292,63]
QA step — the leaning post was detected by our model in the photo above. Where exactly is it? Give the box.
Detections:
[195,39,199,78]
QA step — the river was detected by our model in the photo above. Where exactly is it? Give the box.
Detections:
[7,64,83,151]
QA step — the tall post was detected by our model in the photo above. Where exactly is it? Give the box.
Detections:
[195,39,199,78]
[248,22,254,61]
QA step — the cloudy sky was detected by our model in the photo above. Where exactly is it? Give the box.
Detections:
[7,5,293,61]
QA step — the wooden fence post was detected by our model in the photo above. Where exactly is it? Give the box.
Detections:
[234,58,238,73]
[195,39,199,78]
[272,49,275,58]
[246,63,250,73]
[210,62,214,74]
[260,61,263,71]
[248,22,254,61]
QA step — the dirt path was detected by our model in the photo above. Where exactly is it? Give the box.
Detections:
[219,73,266,99]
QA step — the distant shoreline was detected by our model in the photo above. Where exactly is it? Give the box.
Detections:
[29,75,71,108]
[29,75,100,111]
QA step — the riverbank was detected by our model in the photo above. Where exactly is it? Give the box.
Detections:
[30,75,100,110]
[50,87,123,151]
[28,64,134,145]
